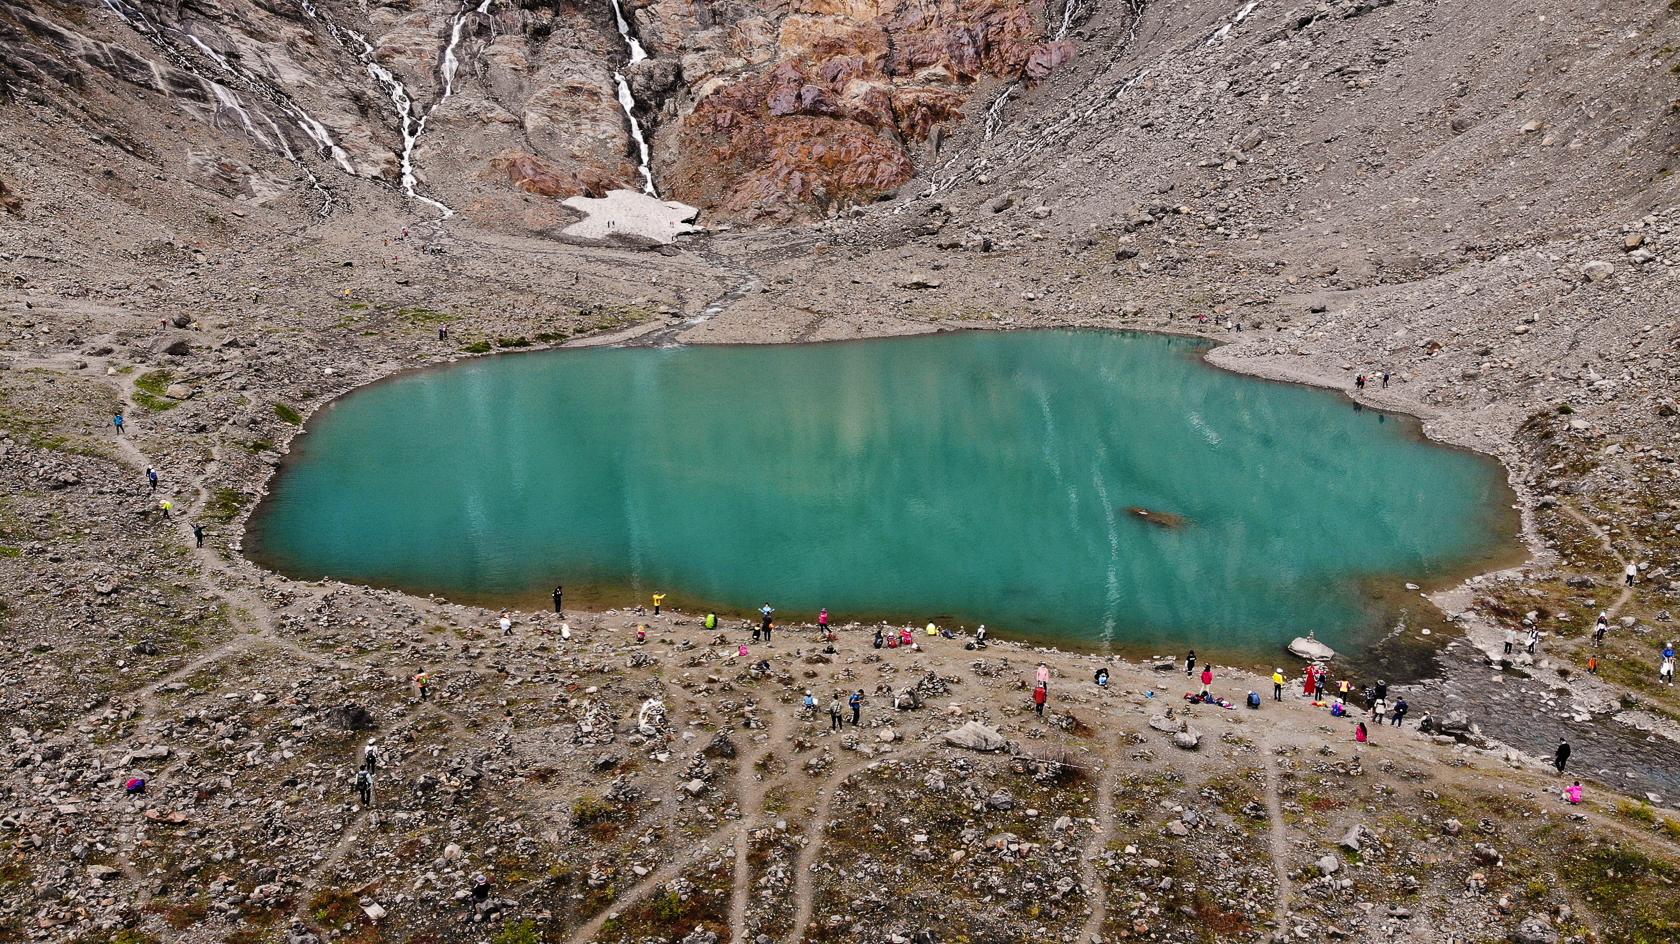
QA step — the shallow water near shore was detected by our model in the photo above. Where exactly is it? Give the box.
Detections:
[248,330,1519,654]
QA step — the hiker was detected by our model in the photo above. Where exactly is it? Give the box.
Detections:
[1588,655,1599,675]
[898,626,913,648]
[975,624,988,645]
[552,585,563,614]
[1337,678,1352,701]
[1303,665,1318,698]
[362,742,379,777]
[872,627,884,649]
[1330,698,1347,717]
[636,624,647,644]
[1504,628,1516,655]
[1594,612,1608,645]
[1566,781,1583,805]
[1526,627,1540,655]
[1246,690,1261,709]
[355,768,373,807]
[192,523,205,548]
[818,608,830,635]
[1381,372,1390,388]
[1199,665,1214,697]
[1272,668,1285,701]
[471,874,490,903]
[1355,721,1368,744]
[848,689,863,726]
[559,623,572,641]
[1355,374,1366,390]
[158,498,173,519]
[829,695,843,731]
[801,690,817,716]
[146,466,158,491]
[759,603,774,632]
[1185,649,1197,676]
[737,643,748,659]
[1662,659,1675,686]
[1665,641,1676,662]
[1627,562,1638,587]
[413,670,430,701]
[113,412,125,434]
[704,612,717,632]
[1032,682,1048,718]
[652,593,665,615]
[438,325,449,341]
[1554,739,1571,773]
[1095,667,1110,688]
[763,617,774,645]
[1391,696,1408,726]
[1035,663,1051,689]
[498,611,512,636]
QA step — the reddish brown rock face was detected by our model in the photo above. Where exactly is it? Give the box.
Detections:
[651,0,1070,221]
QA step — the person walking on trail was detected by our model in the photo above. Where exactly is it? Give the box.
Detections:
[146,467,159,492]
[829,695,843,731]
[1504,628,1516,655]
[1594,612,1609,645]
[1526,627,1540,656]
[157,498,173,519]
[652,593,665,615]
[1627,562,1638,587]
[1185,649,1197,677]
[362,742,380,777]
[113,413,125,435]
[552,585,563,614]
[1271,668,1285,701]
[1391,696,1408,726]
[1032,682,1048,718]
[413,669,430,701]
[1200,665,1214,697]
[1035,663,1051,690]
[355,768,373,807]
[192,523,205,548]
[1554,739,1571,774]
[498,611,512,637]
[848,690,863,726]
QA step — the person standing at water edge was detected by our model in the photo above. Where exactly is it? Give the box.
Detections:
[652,593,665,615]
[1185,649,1197,677]
[1271,669,1285,701]
[1200,665,1214,697]
[552,586,563,614]
[1554,739,1571,773]
[704,612,717,632]
[818,608,830,636]
[498,611,512,636]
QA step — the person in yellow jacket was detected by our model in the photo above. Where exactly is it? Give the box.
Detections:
[652,593,666,615]
[925,622,938,636]
[1271,669,1285,702]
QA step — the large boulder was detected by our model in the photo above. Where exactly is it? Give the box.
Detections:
[1289,636,1337,660]
[944,720,1007,752]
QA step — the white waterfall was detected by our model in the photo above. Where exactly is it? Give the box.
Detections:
[1205,0,1260,46]
[608,0,657,194]
[441,0,495,99]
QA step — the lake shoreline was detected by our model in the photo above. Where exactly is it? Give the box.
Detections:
[238,322,1534,696]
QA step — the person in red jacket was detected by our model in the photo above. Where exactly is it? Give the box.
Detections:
[1200,665,1214,697]
[1032,682,1048,718]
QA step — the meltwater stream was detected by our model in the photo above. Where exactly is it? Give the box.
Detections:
[608,0,657,193]
[249,331,1520,655]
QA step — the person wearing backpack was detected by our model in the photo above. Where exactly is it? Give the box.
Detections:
[848,690,863,726]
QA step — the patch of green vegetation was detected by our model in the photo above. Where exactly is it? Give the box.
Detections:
[534,331,569,344]
[308,887,362,928]
[239,439,274,453]
[0,547,18,558]
[492,920,542,944]
[274,403,302,425]
[202,488,244,525]
[1561,841,1680,942]
[133,370,180,412]
[495,336,532,348]
[462,340,492,354]
[1556,402,1575,415]
[571,794,612,826]
[397,307,451,325]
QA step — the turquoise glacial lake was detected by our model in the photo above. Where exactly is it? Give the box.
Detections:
[248,330,1518,652]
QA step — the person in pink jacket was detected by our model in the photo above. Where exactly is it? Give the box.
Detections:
[1566,782,1583,804]
[1036,663,1051,689]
